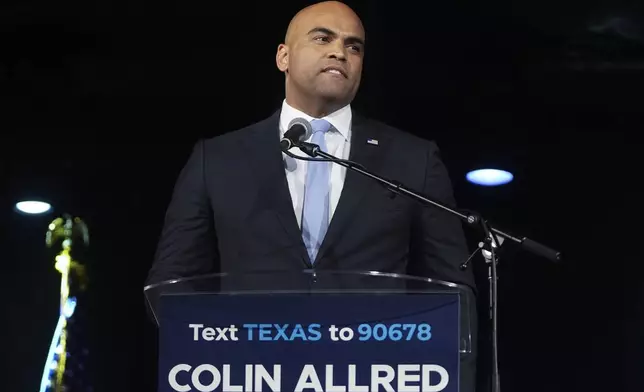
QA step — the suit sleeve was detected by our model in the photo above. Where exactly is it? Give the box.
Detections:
[408,140,477,294]
[146,140,219,286]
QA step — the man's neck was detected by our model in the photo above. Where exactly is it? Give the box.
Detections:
[285,97,344,119]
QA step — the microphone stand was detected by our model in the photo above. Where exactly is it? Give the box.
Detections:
[291,141,562,392]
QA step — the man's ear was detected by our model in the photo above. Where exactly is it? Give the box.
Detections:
[276,44,289,72]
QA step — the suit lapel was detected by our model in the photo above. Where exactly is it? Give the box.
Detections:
[240,110,312,267]
[314,113,387,264]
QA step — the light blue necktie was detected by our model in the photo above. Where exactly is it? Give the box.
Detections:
[302,119,332,263]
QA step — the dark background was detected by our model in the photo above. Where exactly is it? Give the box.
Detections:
[2,0,643,391]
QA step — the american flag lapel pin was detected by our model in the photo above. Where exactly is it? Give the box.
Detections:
[367,138,379,145]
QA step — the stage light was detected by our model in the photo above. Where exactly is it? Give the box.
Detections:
[466,169,514,186]
[15,200,52,214]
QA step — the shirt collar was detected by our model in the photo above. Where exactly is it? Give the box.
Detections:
[279,99,352,141]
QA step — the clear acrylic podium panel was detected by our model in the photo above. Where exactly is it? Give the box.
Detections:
[143,269,474,355]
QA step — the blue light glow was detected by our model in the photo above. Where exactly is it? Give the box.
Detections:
[466,169,514,186]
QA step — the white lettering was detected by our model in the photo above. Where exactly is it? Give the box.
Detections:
[166,363,448,392]
[328,325,339,341]
[324,364,346,392]
[371,365,395,392]
[338,327,354,341]
[189,324,239,342]
[192,364,221,392]
[398,364,420,392]
[255,365,281,391]
[422,365,449,392]
[203,327,216,341]
[348,364,369,392]
[222,364,242,391]
[295,364,323,392]
[245,364,253,391]
[228,325,239,341]
[189,324,204,341]
[169,364,191,392]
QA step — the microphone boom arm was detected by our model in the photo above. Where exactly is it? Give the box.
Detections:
[294,140,561,392]
[296,142,561,262]
[291,139,561,392]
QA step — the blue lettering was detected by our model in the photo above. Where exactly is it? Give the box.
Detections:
[243,323,324,341]
[290,325,306,341]
[307,324,321,341]
[259,324,273,341]
[356,323,432,341]
[274,324,289,340]
[243,324,258,340]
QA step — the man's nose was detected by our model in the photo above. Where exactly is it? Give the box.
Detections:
[327,41,347,61]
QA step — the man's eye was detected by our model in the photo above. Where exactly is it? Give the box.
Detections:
[314,36,330,42]
[349,45,361,53]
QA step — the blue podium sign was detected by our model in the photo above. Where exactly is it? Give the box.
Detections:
[158,293,460,392]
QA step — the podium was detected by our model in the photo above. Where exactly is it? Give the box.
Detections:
[144,270,476,392]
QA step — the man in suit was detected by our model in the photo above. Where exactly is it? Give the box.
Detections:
[147,1,478,389]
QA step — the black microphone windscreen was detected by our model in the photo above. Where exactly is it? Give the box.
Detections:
[286,117,312,143]
[280,117,312,151]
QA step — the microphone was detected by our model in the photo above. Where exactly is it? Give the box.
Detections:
[280,118,312,151]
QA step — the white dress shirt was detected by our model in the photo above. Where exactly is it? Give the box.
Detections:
[279,99,352,228]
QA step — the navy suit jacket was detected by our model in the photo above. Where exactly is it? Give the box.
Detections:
[146,109,476,292]
[145,109,480,391]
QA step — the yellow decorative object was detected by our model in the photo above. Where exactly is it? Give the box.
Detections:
[39,214,89,392]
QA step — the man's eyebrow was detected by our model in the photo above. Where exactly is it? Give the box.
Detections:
[307,27,365,47]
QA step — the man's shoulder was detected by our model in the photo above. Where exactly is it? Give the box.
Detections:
[201,110,279,149]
